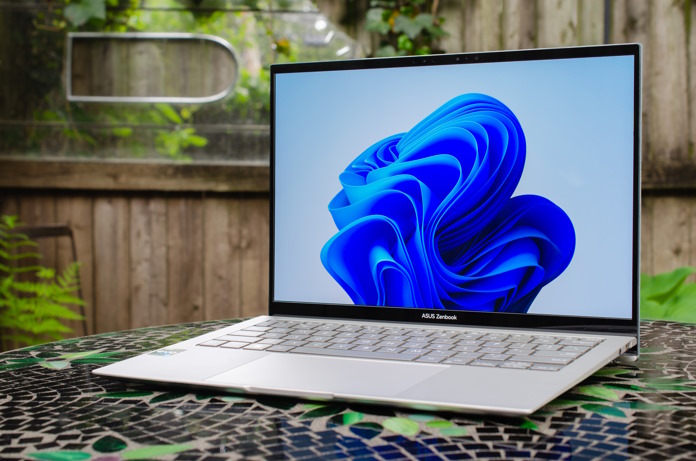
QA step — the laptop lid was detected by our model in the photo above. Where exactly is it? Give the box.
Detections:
[270,45,640,345]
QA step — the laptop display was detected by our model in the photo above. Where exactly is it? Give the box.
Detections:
[272,46,639,328]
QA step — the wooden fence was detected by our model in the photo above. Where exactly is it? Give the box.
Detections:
[2,0,696,346]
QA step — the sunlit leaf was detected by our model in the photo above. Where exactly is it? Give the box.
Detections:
[122,443,194,460]
[383,417,419,436]
[581,404,627,418]
[29,451,90,461]
[299,405,345,419]
[576,385,620,401]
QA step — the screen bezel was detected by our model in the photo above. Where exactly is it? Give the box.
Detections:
[269,44,641,336]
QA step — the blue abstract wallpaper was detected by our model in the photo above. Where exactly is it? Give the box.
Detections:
[320,94,575,312]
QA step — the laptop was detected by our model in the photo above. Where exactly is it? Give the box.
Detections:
[95,44,641,416]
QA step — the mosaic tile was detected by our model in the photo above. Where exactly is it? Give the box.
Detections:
[1,321,695,460]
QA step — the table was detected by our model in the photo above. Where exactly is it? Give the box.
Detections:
[1,320,695,460]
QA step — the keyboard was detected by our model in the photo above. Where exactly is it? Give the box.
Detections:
[198,319,603,372]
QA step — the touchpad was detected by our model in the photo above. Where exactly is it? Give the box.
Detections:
[205,354,444,398]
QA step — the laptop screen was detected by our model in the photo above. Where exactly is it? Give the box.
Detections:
[271,45,640,330]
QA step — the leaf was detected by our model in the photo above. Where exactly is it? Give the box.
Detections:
[28,451,91,461]
[61,350,101,360]
[408,414,435,422]
[155,103,183,124]
[299,405,345,419]
[520,419,538,431]
[328,411,364,426]
[93,435,127,453]
[426,420,452,429]
[40,361,70,370]
[64,0,106,27]
[122,444,194,460]
[112,127,133,137]
[661,283,696,323]
[644,382,695,391]
[184,134,208,148]
[383,417,419,436]
[614,401,680,411]
[581,404,627,418]
[393,14,423,39]
[149,392,187,404]
[593,368,633,377]
[365,8,390,35]
[641,267,695,304]
[576,385,620,401]
[439,426,468,437]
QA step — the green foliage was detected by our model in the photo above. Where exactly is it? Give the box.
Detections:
[366,0,448,57]
[641,267,696,323]
[0,216,84,348]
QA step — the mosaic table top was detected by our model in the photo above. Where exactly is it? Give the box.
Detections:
[1,320,695,460]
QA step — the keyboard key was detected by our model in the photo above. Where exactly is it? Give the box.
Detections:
[280,340,307,347]
[500,361,531,369]
[561,339,600,347]
[216,335,258,343]
[535,344,561,351]
[220,342,247,349]
[511,355,573,365]
[266,345,295,352]
[453,352,483,360]
[306,342,330,349]
[427,350,456,357]
[329,343,353,350]
[442,357,474,365]
[375,346,404,354]
[243,343,270,351]
[534,350,583,358]
[199,340,226,347]
[481,353,510,361]
[352,345,379,352]
[562,345,590,353]
[415,355,446,363]
[531,363,563,372]
[232,330,264,337]
[471,360,499,367]
[244,326,271,332]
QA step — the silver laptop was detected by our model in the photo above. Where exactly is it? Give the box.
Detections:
[95,44,641,416]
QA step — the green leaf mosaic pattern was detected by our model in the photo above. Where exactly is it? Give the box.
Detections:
[1,319,696,460]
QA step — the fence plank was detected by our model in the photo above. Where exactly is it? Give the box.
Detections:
[130,198,168,328]
[55,196,94,337]
[167,197,204,324]
[462,0,503,52]
[536,0,577,47]
[240,196,269,318]
[577,0,604,45]
[645,1,689,164]
[689,1,696,165]
[501,0,536,50]
[651,196,691,274]
[94,197,130,333]
[611,0,650,165]
[19,195,57,272]
[640,195,654,275]
[203,197,242,320]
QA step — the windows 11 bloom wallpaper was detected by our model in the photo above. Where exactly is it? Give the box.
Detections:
[320,93,575,313]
